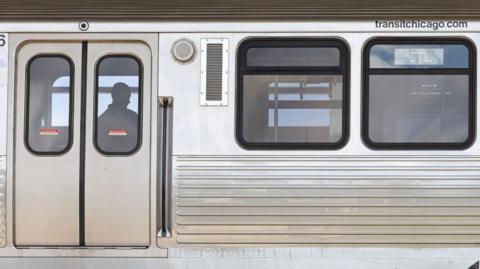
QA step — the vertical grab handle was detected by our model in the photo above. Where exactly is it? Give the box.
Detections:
[158,96,172,238]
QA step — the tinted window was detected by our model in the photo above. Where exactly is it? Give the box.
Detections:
[243,75,343,143]
[370,44,469,69]
[237,39,349,149]
[26,56,73,154]
[247,47,340,67]
[369,75,469,143]
[95,56,142,154]
[363,39,475,149]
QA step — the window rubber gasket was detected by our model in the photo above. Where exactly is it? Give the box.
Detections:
[235,37,351,150]
[361,37,476,150]
[24,54,75,156]
[93,54,144,156]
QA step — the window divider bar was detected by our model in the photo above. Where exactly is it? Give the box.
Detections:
[368,68,470,75]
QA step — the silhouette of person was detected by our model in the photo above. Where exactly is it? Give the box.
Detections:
[97,82,138,152]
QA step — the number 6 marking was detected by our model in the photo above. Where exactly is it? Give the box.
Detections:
[0,35,5,47]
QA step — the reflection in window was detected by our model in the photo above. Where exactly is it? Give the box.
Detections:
[268,109,331,127]
[369,75,469,143]
[51,93,70,126]
[26,56,73,154]
[95,56,142,154]
[243,75,343,143]
[369,44,469,69]
[238,40,348,149]
[247,47,340,67]
[364,39,475,148]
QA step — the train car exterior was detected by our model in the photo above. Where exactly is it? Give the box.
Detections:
[0,20,479,268]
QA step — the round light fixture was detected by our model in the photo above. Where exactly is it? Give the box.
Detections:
[171,39,196,63]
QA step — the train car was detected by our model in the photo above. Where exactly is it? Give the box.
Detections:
[0,0,480,268]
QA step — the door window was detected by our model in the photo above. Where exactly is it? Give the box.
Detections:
[26,55,73,154]
[95,55,142,155]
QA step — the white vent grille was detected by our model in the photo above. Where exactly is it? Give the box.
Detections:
[200,39,228,106]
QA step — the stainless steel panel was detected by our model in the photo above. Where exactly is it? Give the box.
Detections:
[0,21,476,33]
[84,42,151,246]
[153,32,480,247]
[0,251,479,269]
[159,32,480,156]
[0,34,7,156]
[14,42,82,246]
[0,156,6,247]
[2,29,480,254]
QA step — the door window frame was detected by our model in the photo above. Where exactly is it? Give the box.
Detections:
[24,54,75,155]
[93,54,144,156]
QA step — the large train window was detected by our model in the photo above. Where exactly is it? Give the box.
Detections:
[25,55,73,154]
[363,38,476,150]
[236,38,349,149]
[95,55,142,155]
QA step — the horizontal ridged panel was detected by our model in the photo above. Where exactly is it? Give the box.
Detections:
[178,188,480,197]
[177,206,480,216]
[1,0,480,20]
[177,216,480,225]
[174,155,480,245]
[177,234,480,244]
[177,225,480,234]
[177,197,480,207]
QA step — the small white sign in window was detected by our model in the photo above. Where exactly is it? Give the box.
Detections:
[394,48,444,65]
[51,93,70,127]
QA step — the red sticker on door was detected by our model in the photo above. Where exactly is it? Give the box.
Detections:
[108,129,128,136]
[39,128,59,136]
